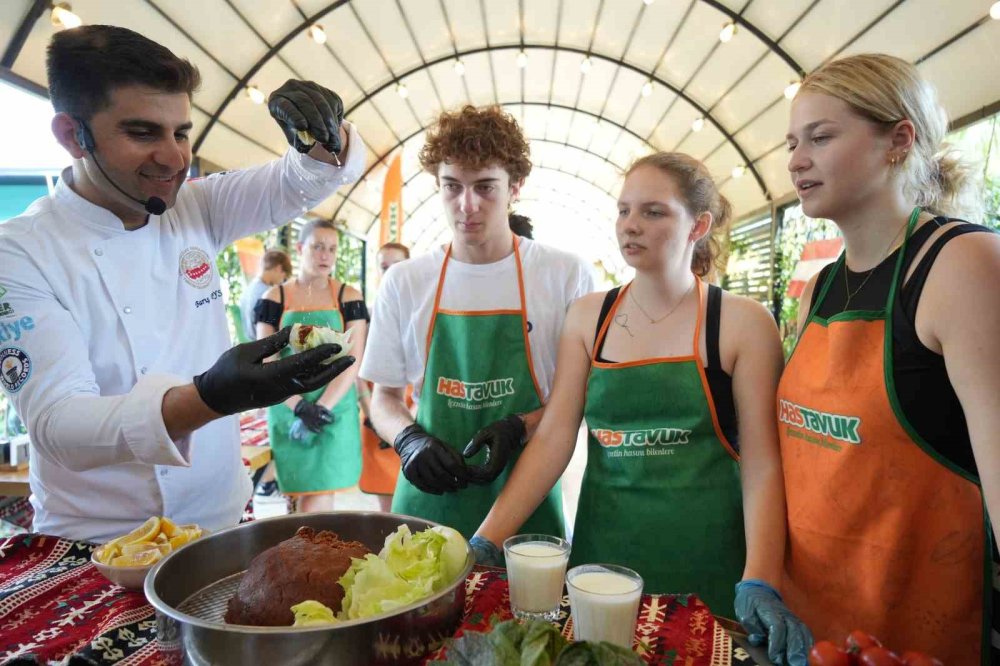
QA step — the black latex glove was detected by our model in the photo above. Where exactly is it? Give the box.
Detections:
[394,423,470,495]
[193,327,354,416]
[462,414,526,484]
[268,80,345,154]
[294,399,334,433]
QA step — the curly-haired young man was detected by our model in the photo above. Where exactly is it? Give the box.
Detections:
[360,105,594,546]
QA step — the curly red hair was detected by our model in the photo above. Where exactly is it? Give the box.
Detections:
[419,105,532,183]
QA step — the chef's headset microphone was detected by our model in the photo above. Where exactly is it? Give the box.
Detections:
[74,119,168,216]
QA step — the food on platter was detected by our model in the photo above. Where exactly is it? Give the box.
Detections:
[288,323,354,364]
[296,130,316,147]
[93,516,203,567]
[224,527,370,626]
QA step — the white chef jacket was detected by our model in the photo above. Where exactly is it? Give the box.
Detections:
[0,123,366,542]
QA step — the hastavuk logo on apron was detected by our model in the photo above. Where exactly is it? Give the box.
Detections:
[778,398,862,450]
[590,427,691,457]
[436,376,516,411]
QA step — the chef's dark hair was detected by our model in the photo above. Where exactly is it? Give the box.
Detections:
[47,25,201,121]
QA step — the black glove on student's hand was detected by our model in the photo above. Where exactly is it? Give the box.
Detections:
[394,423,470,495]
[294,400,334,433]
[462,414,526,484]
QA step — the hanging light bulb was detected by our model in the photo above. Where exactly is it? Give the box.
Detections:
[719,21,737,43]
[51,3,83,29]
[307,24,327,45]
[784,80,801,100]
[643,0,655,5]
[990,0,1000,19]
[396,83,409,99]
[453,59,465,76]
[641,80,653,97]
[580,56,593,74]
[691,117,705,132]
[245,85,266,105]
[517,50,528,68]
[731,165,746,179]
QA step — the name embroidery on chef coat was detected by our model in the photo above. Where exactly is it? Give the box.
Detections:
[179,247,213,289]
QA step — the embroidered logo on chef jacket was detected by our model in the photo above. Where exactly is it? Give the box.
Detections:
[0,285,6,298]
[0,302,13,318]
[0,317,34,343]
[179,247,213,289]
[0,347,31,394]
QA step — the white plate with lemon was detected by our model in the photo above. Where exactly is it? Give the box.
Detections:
[91,516,205,589]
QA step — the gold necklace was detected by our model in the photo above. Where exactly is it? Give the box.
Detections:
[629,281,694,324]
[843,219,909,309]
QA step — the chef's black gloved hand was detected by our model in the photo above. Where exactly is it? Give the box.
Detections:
[394,423,470,495]
[194,326,354,416]
[268,80,345,154]
[462,414,526,484]
[294,399,334,433]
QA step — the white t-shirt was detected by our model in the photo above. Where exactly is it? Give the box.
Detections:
[360,239,596,404]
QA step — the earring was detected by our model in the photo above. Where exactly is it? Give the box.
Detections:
[889,153,897,167]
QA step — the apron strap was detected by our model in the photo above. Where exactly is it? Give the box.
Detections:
[591,284,629,363]
[690,278,705,359]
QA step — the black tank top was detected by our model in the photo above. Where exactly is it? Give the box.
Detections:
[810,218,992,477]
[594,284,739,451]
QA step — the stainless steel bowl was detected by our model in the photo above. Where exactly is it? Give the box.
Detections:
[144,511,473,665]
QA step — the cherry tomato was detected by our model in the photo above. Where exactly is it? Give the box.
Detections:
[900,651,943,666]
[846,630,883,651]
[858,646,903,666]
[809,641,852,666]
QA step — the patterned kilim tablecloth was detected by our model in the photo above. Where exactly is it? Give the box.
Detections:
[0,534,757,665]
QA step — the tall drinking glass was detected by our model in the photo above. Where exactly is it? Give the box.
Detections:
[503,534,571,621]
[566,564,643,649]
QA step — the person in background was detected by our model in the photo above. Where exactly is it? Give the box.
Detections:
[361,105,595,538]
[469,152,809,665]
[357,241,412,511]
[0,25,362,541]
[240,249,291,342]
[256,220,367,513]
[508,212,534,239]
[780,53,999,665]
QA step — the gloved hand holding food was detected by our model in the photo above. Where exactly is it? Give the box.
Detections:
[267,80,345,155]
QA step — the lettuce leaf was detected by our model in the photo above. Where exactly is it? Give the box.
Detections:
[288,323,354,363]
[338,525,469,620]
[291,600,339,627]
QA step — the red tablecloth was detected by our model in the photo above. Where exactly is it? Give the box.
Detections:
[0,534,757,665]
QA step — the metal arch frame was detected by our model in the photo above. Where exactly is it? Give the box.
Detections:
[406,169,622,252]
[382,141,625,239]
[192,0,351,153]
[336,102,657,232]
[192,0,809,196]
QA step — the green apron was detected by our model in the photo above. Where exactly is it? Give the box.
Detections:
[572,280,745,615]
[267,280,361,494]
[391,237,563,539]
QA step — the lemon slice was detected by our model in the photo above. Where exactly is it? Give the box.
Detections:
[121,541,160,556]
[111,549,161,567]
[160,517,179,538]
[119,517,161,546]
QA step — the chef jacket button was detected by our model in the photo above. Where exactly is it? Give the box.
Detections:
[123,306,132,314]
[94,248,103,256]
[159,469,168,477]
[140,367,148,375]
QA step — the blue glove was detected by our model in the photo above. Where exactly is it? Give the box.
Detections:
[470,535,503,567]
[288,418,318,446]
[734,579,813,666]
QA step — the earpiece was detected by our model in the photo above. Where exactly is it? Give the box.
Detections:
[74,118,95,153]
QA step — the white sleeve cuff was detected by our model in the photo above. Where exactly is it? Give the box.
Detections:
[122,374,193,467]
[288,121,366,188]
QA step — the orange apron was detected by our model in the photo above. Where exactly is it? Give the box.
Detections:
[778,208,992,664]
[358,384,411,495]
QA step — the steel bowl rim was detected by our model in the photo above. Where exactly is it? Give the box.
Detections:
[143,510,474,634]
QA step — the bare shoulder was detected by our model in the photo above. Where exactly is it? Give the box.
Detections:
[261,284,284,302]
[921,230,1000,340]
[928,227,1000,283]
[717,289,782,372]
[719,290,779,334]
[341,284,364,303]
[565,291,609,336]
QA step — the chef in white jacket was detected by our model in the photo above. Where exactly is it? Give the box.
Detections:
[0,25,365,541]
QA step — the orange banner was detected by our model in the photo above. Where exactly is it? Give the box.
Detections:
[379,153,404,246]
